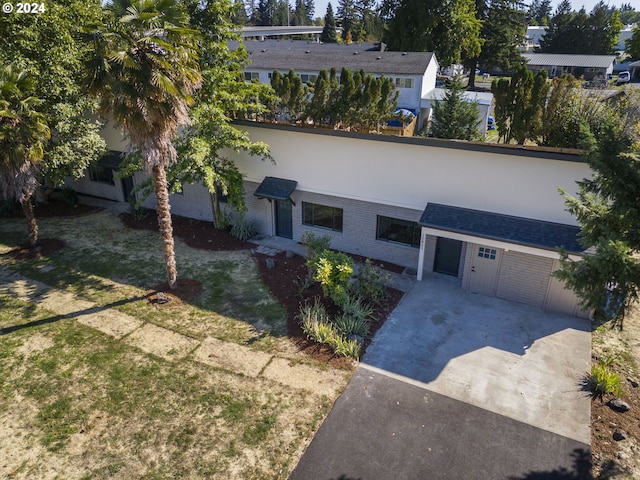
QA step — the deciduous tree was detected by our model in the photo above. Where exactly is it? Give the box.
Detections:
[381,0,482,67]
[0,0,105,192]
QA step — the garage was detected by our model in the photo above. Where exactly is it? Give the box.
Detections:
[417,203,588,317]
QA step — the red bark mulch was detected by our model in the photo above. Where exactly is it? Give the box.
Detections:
[3,238,66,260]
[254,250,404,368]
[148,278,204,307]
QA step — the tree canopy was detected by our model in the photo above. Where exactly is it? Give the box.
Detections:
[320,3,339,43]
[467,0,526,88]
[381,0,482,67]
[556,122,640,323]
[0,0,105,190]
[430,75,480,140]
[627,25,640,59]
[540,0,623,54]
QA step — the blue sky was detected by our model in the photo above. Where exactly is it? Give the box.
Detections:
[310,0,636,20]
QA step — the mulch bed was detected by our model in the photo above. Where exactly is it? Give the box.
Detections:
[148,278,204,307]
[255,250,404,369]
[119,212,250,252]
[4,197,100,218]
[3,238,66,260]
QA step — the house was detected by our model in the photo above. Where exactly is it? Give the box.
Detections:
[240,42,493,135]
[420,89,494,135]
[522,53,616,80]
[241,46,439,128]
[630,60,640,81]
[72,121,591,317]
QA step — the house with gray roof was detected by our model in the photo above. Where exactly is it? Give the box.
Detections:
[243,47,439,123]
[522,53,616,80]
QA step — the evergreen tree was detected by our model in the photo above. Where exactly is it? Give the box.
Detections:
[338,0,358,42]
[620,3,640,25]
[307,70,330,125]
[527,0,552,25]
[231,0,250,24]
[467,0,526,88]
[293,0,307,24]
[303,0,315,23]
[627,25,640,59]
[381,0,482,67]
[490,66,549,144]
[430,76,480,140]
[540,0,622,54]
[555,122,640,323]
[320,3,339,42]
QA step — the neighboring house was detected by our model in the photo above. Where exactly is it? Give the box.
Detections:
[522,53,616,80]
[241,46,439,128]
[239,42,492,135]
[72,121,592,317]
[420,89,494,135]
[523,25,633,52]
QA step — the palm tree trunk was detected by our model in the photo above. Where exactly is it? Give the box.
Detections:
[152,165,178,290]
[20,194,38,248]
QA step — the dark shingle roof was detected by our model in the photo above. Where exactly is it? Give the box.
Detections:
[244,49,436,76]
[231,39,381,52]
[254,176,297,202]
[419,203,583,254]
[522,53,616,69]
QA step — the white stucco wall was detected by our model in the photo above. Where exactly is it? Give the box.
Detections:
[229,124,590,226]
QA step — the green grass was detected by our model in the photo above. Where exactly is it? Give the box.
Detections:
[0,211,345,479]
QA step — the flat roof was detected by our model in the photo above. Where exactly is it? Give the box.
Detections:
[419,203,583,253]
[422,88,494,106]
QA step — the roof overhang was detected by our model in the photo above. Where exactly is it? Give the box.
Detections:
[253,176,297,204]
[419,203,584,260]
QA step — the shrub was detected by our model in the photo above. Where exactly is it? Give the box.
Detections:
[60,187,79,206]
[297,298,335,343]
[340,294,374,322]
[302,231,331,278]
[312,251,354,306]
[231,216,256,241]
[334,314,370,339]
[128,198,149,221]
[588,358,623,399]
[352,259,390,305]
[331,335,361,358]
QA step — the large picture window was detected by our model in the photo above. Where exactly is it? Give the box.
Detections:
[376,215,420,248]
[395,77,414,88]
[303,202,343,232]
[89,151,121,185]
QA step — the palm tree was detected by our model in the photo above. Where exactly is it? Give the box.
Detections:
[87,0,202,289]
[0,65,51,248]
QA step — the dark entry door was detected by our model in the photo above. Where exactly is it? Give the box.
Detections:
[275,199,293,239]
[121,176,135,202]
[433,237,463,276]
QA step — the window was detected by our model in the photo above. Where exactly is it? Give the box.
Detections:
[300,74,318,85]
[303,202,343,231]
[244,71,260,82]
[89,151,121,185]
[395,77,414,88]
[376,216,420,248]
[477,247,497,259]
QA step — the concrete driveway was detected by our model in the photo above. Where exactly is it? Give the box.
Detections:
[290,273,591,480]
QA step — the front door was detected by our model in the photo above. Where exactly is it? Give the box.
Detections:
[121,176,135,202]
[433,237,462,276]
[275,199,292,239]
[469,245,502,296]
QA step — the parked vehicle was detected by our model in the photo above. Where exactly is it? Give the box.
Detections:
[616,71,630,85]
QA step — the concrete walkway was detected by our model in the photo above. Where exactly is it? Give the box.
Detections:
[290,273,592,479]
[0,268,345,397]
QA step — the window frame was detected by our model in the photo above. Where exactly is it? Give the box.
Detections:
[395,77,415,89]
[302,202,344,232]
[376,215,421,248]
